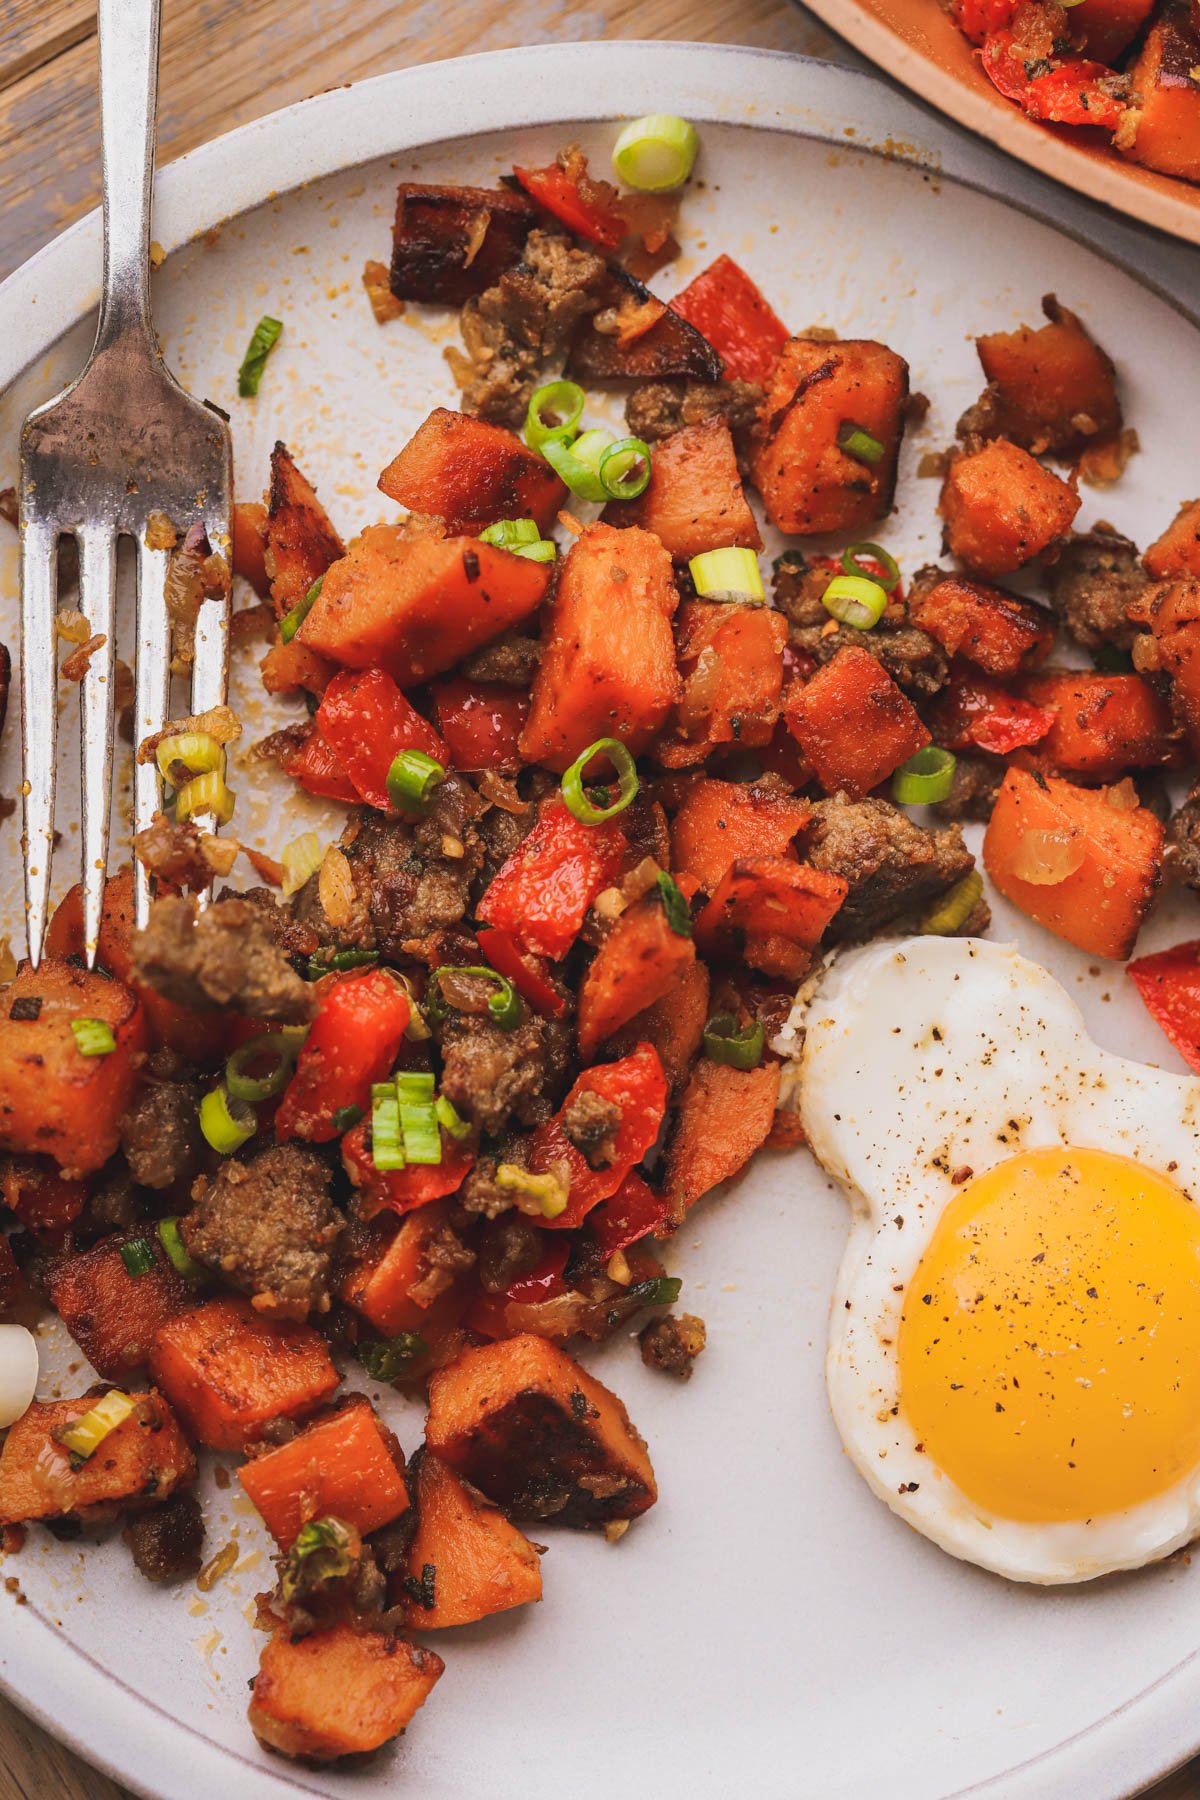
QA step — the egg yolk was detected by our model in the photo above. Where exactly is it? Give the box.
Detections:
[898,1147,1200,1523]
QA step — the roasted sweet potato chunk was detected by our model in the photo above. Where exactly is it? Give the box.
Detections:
[664,1060,782,1228]
[577,893,697,1062]
[1071,0,1155,63]
[425,1334,657,1524]
[567,264,722,384]
[974,295,1121,458]
[694,856,848,981]
[1018,670,1177,782]
[0,1391,195,1526]
[605,957,710,1091]
[604,417,760,560]
[670,778,811,893]
[661,601,787,763]
[390,181,536,304]
[400,1448,542,1629]
[250,1624,443,1762]
[1119,6,1200,184]
[1139,578,1200,754]
[232,500,271,596]
[265,442,344,619]
[239,1401,410,1547]
[341,1198,472,1340]
[1145,499,1200,580]
[150,1297,340,1450]
[378,408,564,535]
[940,440,1080,577]
[752,337,908,535]
[49,1239,192,1380]
[784,647,930,798]
[910,571,1055,677]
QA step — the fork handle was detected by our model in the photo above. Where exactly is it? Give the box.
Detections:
[94,0,162,353]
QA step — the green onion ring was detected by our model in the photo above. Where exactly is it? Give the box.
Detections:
[919,868,984,935]
[158,1218,207,1281]
[427,965,523,1031]
[479,519,541,550]
[561,736,639,824]
[600,437,652,501]
[386,749,446,815]
[525,379,586,452]
[821,574,888,631]
[891,746,957,806]
[225,1027,307,1103]
[836,421,885,466]
[841,542,901,591]
[120,1238,156,1279]
[702,1012,766,1070]
[199,1086,257,1154]
[541,434,608,503]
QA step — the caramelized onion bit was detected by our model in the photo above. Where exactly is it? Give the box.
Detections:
[1012,827,1085,886]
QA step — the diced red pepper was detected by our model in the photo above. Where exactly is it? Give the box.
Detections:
[504,1241,570,1304]
[476,794,628,961]
[530,1043,669,1230]
[476,925,565,1018]
[1128,941,1200,1074]
[342,1119,475,1219]
[669,254,790,386]
[589,1170,670,1258]
[981,33,1125,128]
[930,663,1057,757]
[951,0,1018,43]
[276,970,411,1144]
[512,162,625,250]
[316,668,449,812]
[283,725,359,804]
[430,678,529,772]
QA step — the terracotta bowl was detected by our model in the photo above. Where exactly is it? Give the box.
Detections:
[803,0,1200,244]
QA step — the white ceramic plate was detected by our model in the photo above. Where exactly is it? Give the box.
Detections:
[2,42,1200,1800]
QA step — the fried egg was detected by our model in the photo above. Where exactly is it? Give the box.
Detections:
[799,935,1200,1585]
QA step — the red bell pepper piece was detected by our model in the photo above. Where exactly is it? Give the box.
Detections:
[670,253,790,386]
[530,1043,669,1230]
[341,1118,475,1219]
[981,34,1125,128]
[316,668,449,812]
[2,1162,89,1241]
[283,725,359,804]
[505,1240,570,1303]
[588,1170,670,1258]
[512,162,625,250]
[951,0,1018,44]
[476,794,628,961]
[476,925,565,1018]
[276,970,411,1143]
[1128,941,1200,1074]
[931,664,1057,757]
[430,678,529,772]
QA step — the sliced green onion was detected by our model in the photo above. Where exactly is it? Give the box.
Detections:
[199,1085,256,1154]
[332,1103,365,1133]
[306,948,378,980]
[600,437,652,501]
[371,1083,405,1172]
[572,429,614,475]
[628,1275,683,1306]
[837,421,885,466]
[479,519,541,550]
[176,770,235,825]
[525,379,586,452]
[61,1390,136,1460]
[561,737,639,825]
[919,868,984,936]
[386,749,446,815]
[359,1334,425,1382]
[496,1162,569,1219]
[155,731,224,783]
[512,538,557,562]
[158,1218,207,1281]
[841,542,901,591]
[400,1099,442,1165]
[70,1017,115,1057]
[226,1028,307,1103]
[702,1012,765,1070]
[395,1072,436,1103]
[892,746,957,806]
[656,871,693,938]
[237,315,283,398]
[280,1515,355,1604]
[427,966,523,1031]
[280,574,324,644]
[435,1093,471,1141]
[281,831,322,899]
[821,574,888,630]
[688,547,764,603]
[612,114,699,191]
[541,434,608,503]
[120,1238,155,1279]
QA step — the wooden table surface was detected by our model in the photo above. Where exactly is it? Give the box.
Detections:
[0,3,1198,1797]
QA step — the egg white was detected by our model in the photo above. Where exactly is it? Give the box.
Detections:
[798,936,1200,1585]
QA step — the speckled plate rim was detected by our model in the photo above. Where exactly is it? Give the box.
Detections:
[0,40,1199,1800]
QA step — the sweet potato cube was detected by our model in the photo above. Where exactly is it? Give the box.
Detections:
[983,767,1163,960]
[694,856,848,980]
[425,1334,657,1524]
[400,1449,542,1629]
[239,1401,409,1548]
[341,1198,470,1339]
[232,500,271,596]
[48,1239,192,1380]
[975,295,1120,458]
[299,526,551,686]
[378,408,564,535]
[0,959,149,1177]
[1120,7,1200,184]
[265,443,344,619]
[577,894,697,1062]
[940,441,1080,577]
[666,601,788,759]
[520,523,680,771]
[567,264,723,384]
[0,1391,196,1526]
[670,778,811,894]
[1071,0,1155,62]
[1145,499,1200,580]
[1142,578,1200,754]
[910,571,1055,677]
[784,646,929,798]
[390,181,536,305]
[149,1298,339,1450]
[250,1624,443,1762]
[751,337,908,536]
[1018,670,1176,782]
[664,1061,782,1229]
[604,417,760,560]
[605,957,710,1091]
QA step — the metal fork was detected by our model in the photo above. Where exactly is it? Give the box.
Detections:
[19,0,232,967]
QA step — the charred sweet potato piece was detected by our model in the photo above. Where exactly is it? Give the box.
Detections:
[784,647,930,799]
[661,601,788,763]
[605,957,710,1091]
[983,767,1164,960]
[1071,0,1154,62]
[1119,5,1200,183]
[232,500,271,596]
[149,1297,339,1450]
[520,523,680,771]
[567,264,723,384]
[910,571,1055,677]
[974,296,1121,458]
[1139,578,1200,754]
[0,959,149,1177]
[48,1239,192,1380]
[265,443,344,619]
[0,1391,195,1526]
[259,635,334,699]
[577,894,697,1062]
[1145,499,1200,580]
[664,1060,782,1228]
[250,1625,444,1762]
[694,856,848,981]
[603,417,760,560]
[751,337,908,536]
[239,1401,410,1548]
[341,1198,471,1340]
[1018,670,1177,782]
[299,526,551,686]
[670,778,811,893]
[400,1448,542,1629]
[0,1159,88,1238]
[378,408,564,535]
[390,181,537,305]
[940,440,1080,577]
[426,1334,657,1524]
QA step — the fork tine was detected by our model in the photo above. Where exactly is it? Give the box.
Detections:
[188,516,231,718]
[132,538,172,931]
[20,520,60,969]
[77,529,119,966]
